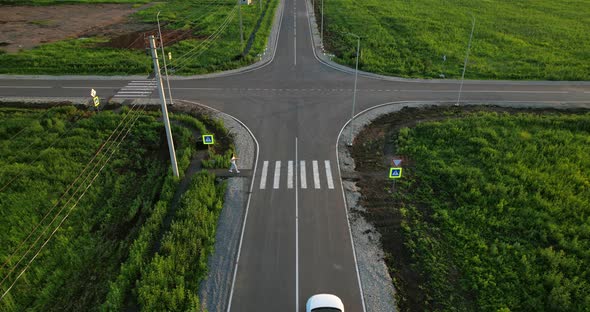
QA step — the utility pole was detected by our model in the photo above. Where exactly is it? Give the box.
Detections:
[321,0,324,45]
[149,35,179,177]
[237,0,244,46]
[456,14,475,106]
[157,11,174,106]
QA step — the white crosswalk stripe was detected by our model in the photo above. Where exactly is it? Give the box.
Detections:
[300,160,307,189]
[288,161,294,189]
[312,160,320,189]
[273,161,281,189]
[258,159,336,191]
[114,80,157,98]
[324,160,334,189]
[260,161,269,189]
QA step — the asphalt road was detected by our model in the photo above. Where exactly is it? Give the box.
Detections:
[1,0,589,311]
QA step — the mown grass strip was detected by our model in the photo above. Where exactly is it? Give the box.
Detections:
[318,0,590,80]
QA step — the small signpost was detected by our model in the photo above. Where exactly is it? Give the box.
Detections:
[202,134,214,145]
[389,168,403,179]
[389,156,404,192]
[91,88,100,107]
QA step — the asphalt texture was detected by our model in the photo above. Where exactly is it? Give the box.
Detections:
[1,0,590,311]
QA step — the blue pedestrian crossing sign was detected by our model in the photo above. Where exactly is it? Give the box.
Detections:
[202,134,214,145]
[389,167,402,179]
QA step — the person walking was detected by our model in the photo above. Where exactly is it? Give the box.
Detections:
[229,154,240,173]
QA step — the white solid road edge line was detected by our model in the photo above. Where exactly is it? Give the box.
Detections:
[175,100,259,312]
[295,138,299,312]
[0,86,51,89]
[335,118,368,312]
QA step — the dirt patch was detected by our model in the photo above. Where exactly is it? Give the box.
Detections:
[348,105,590,311]
[0,3,153,52]
[99,28,200,49]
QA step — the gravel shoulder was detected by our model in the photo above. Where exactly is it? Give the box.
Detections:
[336,104,432,312]
[173,100,257,312]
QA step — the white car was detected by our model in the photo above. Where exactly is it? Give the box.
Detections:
[306,294,344,312]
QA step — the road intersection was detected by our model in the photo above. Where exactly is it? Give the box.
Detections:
[1,0,589,310]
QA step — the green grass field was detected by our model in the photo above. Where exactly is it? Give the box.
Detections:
[317,0,590,80]
[0,106,229,311]
[0,0,278,75]
[0,0,149,3]
[375,110,590,311]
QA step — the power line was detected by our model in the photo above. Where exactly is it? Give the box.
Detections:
[0,109,91,193]
[0,103,147,290]
[168,6,238,73]
[161,4,238,70]
[0,103,147,301]
[155,0,232,48]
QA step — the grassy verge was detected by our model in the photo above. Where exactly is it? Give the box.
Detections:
[136,171,225,311]
[101,111,232,310]
[0,106,229,311]
[0,0,279,75]
[352,108,590,311]
[317,0,590,80]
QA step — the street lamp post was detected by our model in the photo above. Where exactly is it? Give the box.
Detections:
[456,14,475,106]
[347,33,360,146]
[157,11,174,105]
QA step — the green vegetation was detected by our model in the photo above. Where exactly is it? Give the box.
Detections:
[171,113,234,168]
[0,0,149,5]
[0,38,152,75]
[137,172,225,311]
[0,0,279,75]
[0,106,229,311]
[318,0,590,80]
[382,110,590,311]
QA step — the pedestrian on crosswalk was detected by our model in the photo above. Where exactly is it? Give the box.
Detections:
[229,154,240,173]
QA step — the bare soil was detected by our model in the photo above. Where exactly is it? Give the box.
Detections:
[348,105,590,311]
[0,3,195,53]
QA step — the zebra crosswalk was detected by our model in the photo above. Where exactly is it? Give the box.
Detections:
[258,160,336,190]
[114,80,157,98]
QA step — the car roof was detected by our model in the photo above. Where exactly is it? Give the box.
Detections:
[307,294,344,311]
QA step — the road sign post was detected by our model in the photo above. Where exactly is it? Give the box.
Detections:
[389,167,402,179]
[202,134,214,145]
[389,167,403,192]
